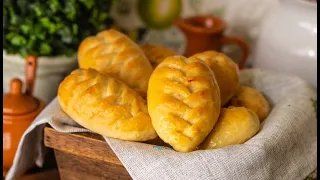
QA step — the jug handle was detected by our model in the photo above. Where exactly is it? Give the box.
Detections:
[221,36,250,69]
[25,55,37,96]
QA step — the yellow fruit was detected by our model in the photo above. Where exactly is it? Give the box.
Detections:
[138,0,182,29]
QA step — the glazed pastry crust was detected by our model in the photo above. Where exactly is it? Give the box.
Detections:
[58,68,157,141]
[230,86,270,121]
[141,43,176,68]
[148,56,221,152]
[78,29,153,95]
[200,106,260,149]
[192,51,240,106]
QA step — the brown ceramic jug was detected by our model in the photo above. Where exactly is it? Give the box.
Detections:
[3,56,45,172]
[175,15,249,69]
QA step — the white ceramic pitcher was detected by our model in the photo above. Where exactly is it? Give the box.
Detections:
[252,0,317,88]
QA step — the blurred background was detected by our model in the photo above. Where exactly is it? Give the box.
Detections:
[3,0,317,104]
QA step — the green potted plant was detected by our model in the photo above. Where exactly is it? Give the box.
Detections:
[3,0,117,104]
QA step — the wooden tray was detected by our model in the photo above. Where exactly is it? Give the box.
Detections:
[43,127,168,180]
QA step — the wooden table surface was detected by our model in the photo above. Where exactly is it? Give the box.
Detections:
[3,169,60,180]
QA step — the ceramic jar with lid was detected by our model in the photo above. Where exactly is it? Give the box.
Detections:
[3,56,45,171]
[252,0,317,87]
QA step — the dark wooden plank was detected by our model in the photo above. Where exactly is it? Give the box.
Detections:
[3,169,60,180]
[44,127,170,165]
[44,127,122,165]
[17,169,60,180]
[54,150,131,180]
[44,127,171,180]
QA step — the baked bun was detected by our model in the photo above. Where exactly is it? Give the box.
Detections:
[229,86,270,121]
[200,106,260,149]
[58,68,157,141]
[148,56,221,152]
[141,43,176,68]
[192,51,240,106]
[78,29,153,95]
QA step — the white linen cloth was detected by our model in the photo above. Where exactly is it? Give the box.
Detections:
[6,69,317,180]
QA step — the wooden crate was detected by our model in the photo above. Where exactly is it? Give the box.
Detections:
[44,127,168,180]
[44,127,317,180]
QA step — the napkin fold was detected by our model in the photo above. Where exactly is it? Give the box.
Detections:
[6,69,317,180]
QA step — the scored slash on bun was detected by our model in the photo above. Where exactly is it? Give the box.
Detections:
[192,51,240,106]
[77,29,153,96]
[147,56,221,152]
[58,68,157,141]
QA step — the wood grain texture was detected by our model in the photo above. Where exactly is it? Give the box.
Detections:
[54,150,131,180]
[44,127,122,165]
[44,127,171,180]
[44,127,170,156]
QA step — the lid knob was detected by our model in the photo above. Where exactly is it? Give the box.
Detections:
[10,78,23,95]
[4,78,39,115]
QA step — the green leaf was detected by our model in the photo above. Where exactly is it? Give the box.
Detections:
[19,48,28,58]
[40,17,57,34]
[58,27,72,38]
[17,0,28,14]
[11,35,27,46]
[9,7,19,25]
[72,24,78,35]
[80,0,94,9]
[32,4,45,17]
[26,38,36,50]
[20,24,31,34]
[40,17,51,27]
[8,26,18,32]
[92,9,99,19]
[99,12,109,21]
[34,24,47,40]
[39,43,52,55]
[49,0,60,13]
[5,32,16,40]
[64,1,76,20]
[53,16,62,23]
[30,35,37,40]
